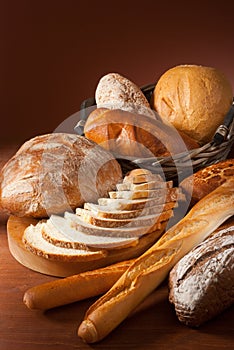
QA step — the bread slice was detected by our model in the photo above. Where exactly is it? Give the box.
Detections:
[123,171,163,184]
[75,208,173,228]
[41,215,139,250]
[116,180,173,191]
[109,187,181,200]
[83,201,177,219]
[65,212,165,237]
[98,194,185,210]
[23,222,107,261]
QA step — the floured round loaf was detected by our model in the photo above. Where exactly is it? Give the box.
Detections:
[152,65,233,143]
[169,219,234,327]
[180,159,234,206]
[0,133,122,218]
[95,73,155,118]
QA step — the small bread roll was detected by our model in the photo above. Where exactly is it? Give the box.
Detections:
[152,65,233,143]
[95,73,155,118]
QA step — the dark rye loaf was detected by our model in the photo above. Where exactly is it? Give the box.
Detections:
[169,218,234,327]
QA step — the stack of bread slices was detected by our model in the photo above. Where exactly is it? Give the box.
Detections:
[22,169,185,267]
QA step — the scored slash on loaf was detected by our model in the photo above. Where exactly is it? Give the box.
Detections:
[22,169,185,264]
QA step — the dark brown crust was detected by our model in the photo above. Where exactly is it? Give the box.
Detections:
[169,218,234,327]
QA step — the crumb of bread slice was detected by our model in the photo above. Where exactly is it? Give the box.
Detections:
[65,212,155,237]
[41,215,139,250]
[75,208,173,228]
[109,187,181,200]
[98,192,185,210]
[83,201,176,219]
[22,221,107,261]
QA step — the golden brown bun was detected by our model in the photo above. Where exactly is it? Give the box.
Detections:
[180,159,234,207]
[152,65,233,143]
[84,108,200,158]
[0,133,122,218]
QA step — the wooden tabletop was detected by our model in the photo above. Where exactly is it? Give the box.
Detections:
[0,143,234,350]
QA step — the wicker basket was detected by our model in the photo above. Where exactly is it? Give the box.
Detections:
[76,83,234,181]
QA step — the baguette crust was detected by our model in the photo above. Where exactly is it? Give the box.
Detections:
[23,259,133,310]
[78,179,234,343]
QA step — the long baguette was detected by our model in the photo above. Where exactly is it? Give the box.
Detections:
[23,259,133,310]
[78,179,234,343]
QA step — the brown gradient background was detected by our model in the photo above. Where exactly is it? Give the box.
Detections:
[1,0,234,143]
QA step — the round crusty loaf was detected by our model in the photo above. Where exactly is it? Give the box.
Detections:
[0,133,122,218]
[95,73,155,118]
[84,108,200,158]
[152,65,233,143]
[180,159,234,207]
[169,219,234,327]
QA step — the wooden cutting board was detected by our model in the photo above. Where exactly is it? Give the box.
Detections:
[7,215,166,277]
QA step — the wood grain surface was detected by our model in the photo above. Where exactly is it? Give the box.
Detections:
[0,143,234,350]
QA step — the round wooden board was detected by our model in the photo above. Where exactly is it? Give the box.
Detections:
[7,215,166,277]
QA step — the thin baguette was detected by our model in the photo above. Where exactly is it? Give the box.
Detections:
[78,179,234,343]
[23,259,133,310]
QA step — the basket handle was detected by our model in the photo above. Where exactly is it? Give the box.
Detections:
[213,104,234,145]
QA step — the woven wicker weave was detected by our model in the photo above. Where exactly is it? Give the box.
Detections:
[76,83,234,181]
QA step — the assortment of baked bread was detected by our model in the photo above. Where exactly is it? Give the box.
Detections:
[0,64,233,343]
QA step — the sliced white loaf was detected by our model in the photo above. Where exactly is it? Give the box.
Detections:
[23,222,107,261]
[98,195,185,210]
[42,215,139,250]
[116,180,173,191]
[83,201,177,219]
[109,188,181,200]
[123,170,163,184]
[75,208,173,228]
[65,212,162,237]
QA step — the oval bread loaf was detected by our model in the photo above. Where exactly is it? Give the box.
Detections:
[169,218,234,327]
[84,108,199,158]
[95,73,155,118]
[0,133,122,218]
